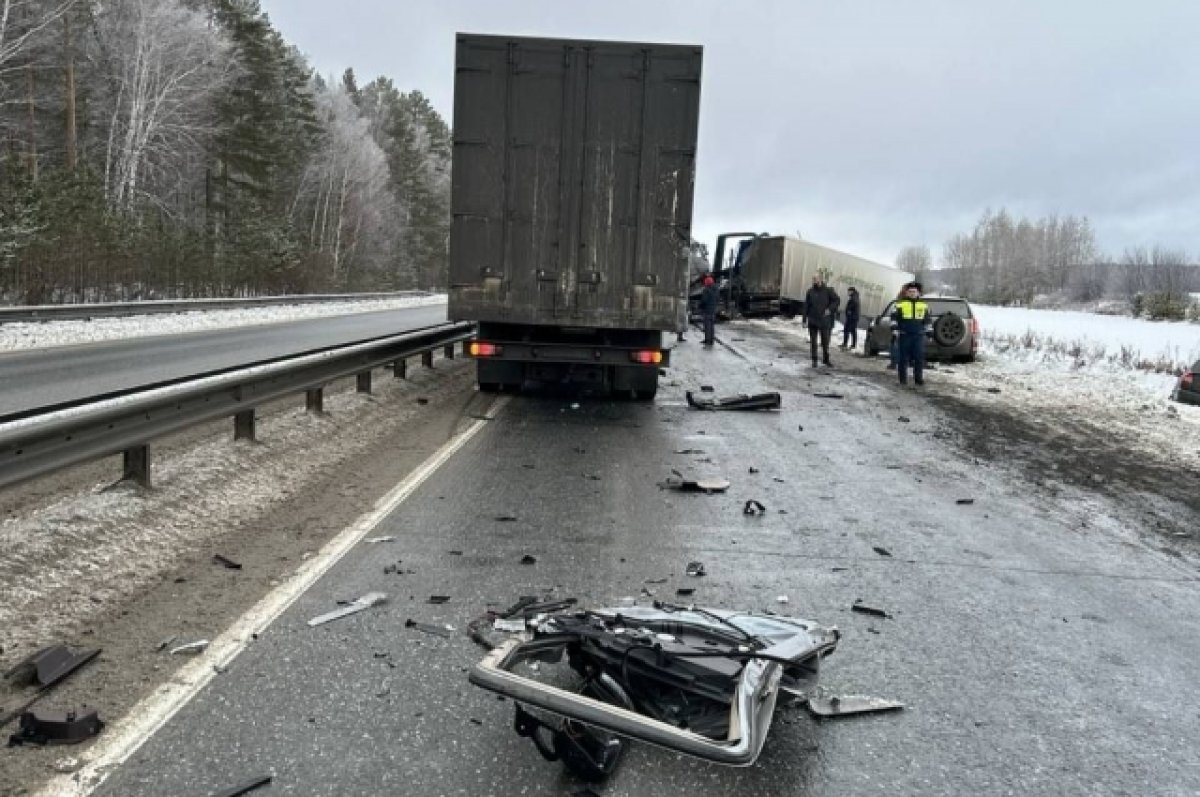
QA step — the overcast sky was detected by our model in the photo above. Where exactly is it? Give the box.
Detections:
[261,0,1200,266]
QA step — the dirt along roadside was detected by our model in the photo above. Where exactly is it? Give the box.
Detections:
[0,354,486,796]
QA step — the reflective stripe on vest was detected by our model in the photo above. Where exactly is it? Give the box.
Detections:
[896,299,928,320]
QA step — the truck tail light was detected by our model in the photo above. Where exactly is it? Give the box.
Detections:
[630,350,663,365]
[468,341,501,357]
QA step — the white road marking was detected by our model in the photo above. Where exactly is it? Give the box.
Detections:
[42,395,508,797]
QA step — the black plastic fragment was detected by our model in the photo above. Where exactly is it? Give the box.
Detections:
[685,561,706,577]
[813,392,844,399]
[851,601,891,619]
[686,391,781,411]
[405,619,452,638]
[427,595,451,605]
[213,554,242,570]
[872,546,892,557]
[495,515,519,522]
[4,645,101,690]
[520,554,538,565]
[209,774,273,797]
[956,498,975,505]
[7,708,103,746]
[675,587,695,597]
[743,500,766,516]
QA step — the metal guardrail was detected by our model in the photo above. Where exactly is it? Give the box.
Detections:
[0,291,434,323]
[0,321,474,490]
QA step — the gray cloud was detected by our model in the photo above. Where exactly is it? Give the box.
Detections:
[262,0,1200,264]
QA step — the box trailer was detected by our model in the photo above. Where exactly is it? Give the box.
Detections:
[448,34,703,398]
[722,236,912,324]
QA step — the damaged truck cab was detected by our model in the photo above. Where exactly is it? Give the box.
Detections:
[448,35,703,399]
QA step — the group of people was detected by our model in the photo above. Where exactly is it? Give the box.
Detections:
[695,273,930,385]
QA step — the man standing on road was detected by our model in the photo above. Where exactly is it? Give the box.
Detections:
[891,282,930,385]
[700,275,718,346]
[841,286,860,350]
[804,275,840,367]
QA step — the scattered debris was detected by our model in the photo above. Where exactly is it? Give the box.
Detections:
[8,709,104,747]
[661,477,730,494]
[4,646,102,690]
[773,477,785,483]
[700,385,714,392]
[382,562,412,575]
[447,550,463,556]
[897,416,910,423]
[812,392,844,399]
[405,619,453,638]
[674,448,705,455]
[644,577,668,584]
[209,774,273,797]
[743,499,766,516]
[675,587,696,597]
[831,567,849,573]
[154,635,178,653]
[427,595,451,605]
[570,403,581,410]
[806,695,904,718]
[416,397,430,405]
[169,640,209,656]
[685,561,707,577]
[366,536,396,544]
[986,387,1002,394]
[686,391,781,411]
[307,592,387,627]
[212,554,242,570]
[493,618,527,633]
[51,756,81,773]
[851,601,891,619]
[748,467,759,474]
[520,554,538,565]
[470,603,840,770]
[872,546,892,557]
[797,425,804,432]
[956,498,976,505]
[495,515,519,522]
[776,595,789,604]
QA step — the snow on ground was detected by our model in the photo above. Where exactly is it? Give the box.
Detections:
[973,304,1200,375]
[0,294,447,352]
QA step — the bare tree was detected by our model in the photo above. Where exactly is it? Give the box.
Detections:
[896,244,932,282]
[0,0,75,75]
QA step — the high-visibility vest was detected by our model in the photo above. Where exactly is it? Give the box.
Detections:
[895,299,928,321]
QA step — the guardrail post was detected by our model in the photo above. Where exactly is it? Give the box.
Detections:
[306,387,324,414]
[422,350,434,368]
[357,371,372,394]
[393,359,407,379]
[122,445,151,488]
[443,344,455,360]
[234,409,256,441]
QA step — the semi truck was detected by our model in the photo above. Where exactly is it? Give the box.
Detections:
[708,234,913,324]
[448,34,703,399]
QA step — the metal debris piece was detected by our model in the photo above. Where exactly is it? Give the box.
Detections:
[495,515,519,522]
[676,587,695,597]
[366,536,395,544]
[686,391,782,411]
[520,554,538,565]
[956,498,976,505]
[212,554,242,570]
[812,393,844,399]
[169,639,209,655]
[851,601,891,619]
[307,592,387,627]
[210,774,273,797]
[686,561,707,577]
[427,595,451,605]
[405,619,453,638]
[4,646,101,690]
[776,595,789,604]
[897,416,911,423]
[743,500,766,516]
[493,618,527,633]
[154,635,178,653]
[700,385,714,392]
[806,695,904,718]
[661,477,730,494]
[872,546,892,557]
[7,709,104,747]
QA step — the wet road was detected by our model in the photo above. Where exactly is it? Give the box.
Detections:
[91,323,1200,796]
[0,305,448,419]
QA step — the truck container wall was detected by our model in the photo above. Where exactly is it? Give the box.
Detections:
[448,34,702,331]
[750,237,912,323]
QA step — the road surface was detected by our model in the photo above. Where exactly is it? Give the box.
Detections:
[0,305,449,419]
[82,322,1200,796]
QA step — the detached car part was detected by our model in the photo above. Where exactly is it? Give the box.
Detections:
[469,603,839,769]
[685,391,781,411]
[8,708,104,746]
[4,645,101,690]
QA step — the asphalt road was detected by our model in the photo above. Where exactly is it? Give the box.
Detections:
[91,324,1200,796]
[0,305,449,419]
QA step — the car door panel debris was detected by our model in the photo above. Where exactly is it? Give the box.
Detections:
[807,695,905,718]
[7,708,104,747]
[469,602,840,769]
[686,391,781,411]
[307,592,387,627]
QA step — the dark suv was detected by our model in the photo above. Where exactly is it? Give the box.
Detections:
[1173,361,1200,405]
[864,296,978,363]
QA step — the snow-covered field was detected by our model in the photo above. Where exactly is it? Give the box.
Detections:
[0,294,447,352]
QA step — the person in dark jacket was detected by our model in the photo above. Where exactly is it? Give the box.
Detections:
[891,282,931,385]
[700,275,718,346]
[804,276,840,367]
[841,287,861,349]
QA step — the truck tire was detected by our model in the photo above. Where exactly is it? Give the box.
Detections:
[864,337,878,357]
[933,313,967,348]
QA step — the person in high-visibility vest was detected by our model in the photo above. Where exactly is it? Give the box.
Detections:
[890,282,931,385]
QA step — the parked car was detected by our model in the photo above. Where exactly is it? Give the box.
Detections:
[863,296,978,363]
[1172,361,1200,405]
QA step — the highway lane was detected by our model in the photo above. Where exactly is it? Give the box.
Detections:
[90,325,1200,796]
[0,305,449,419]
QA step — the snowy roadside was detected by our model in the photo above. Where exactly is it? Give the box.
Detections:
[0,294,447,352]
